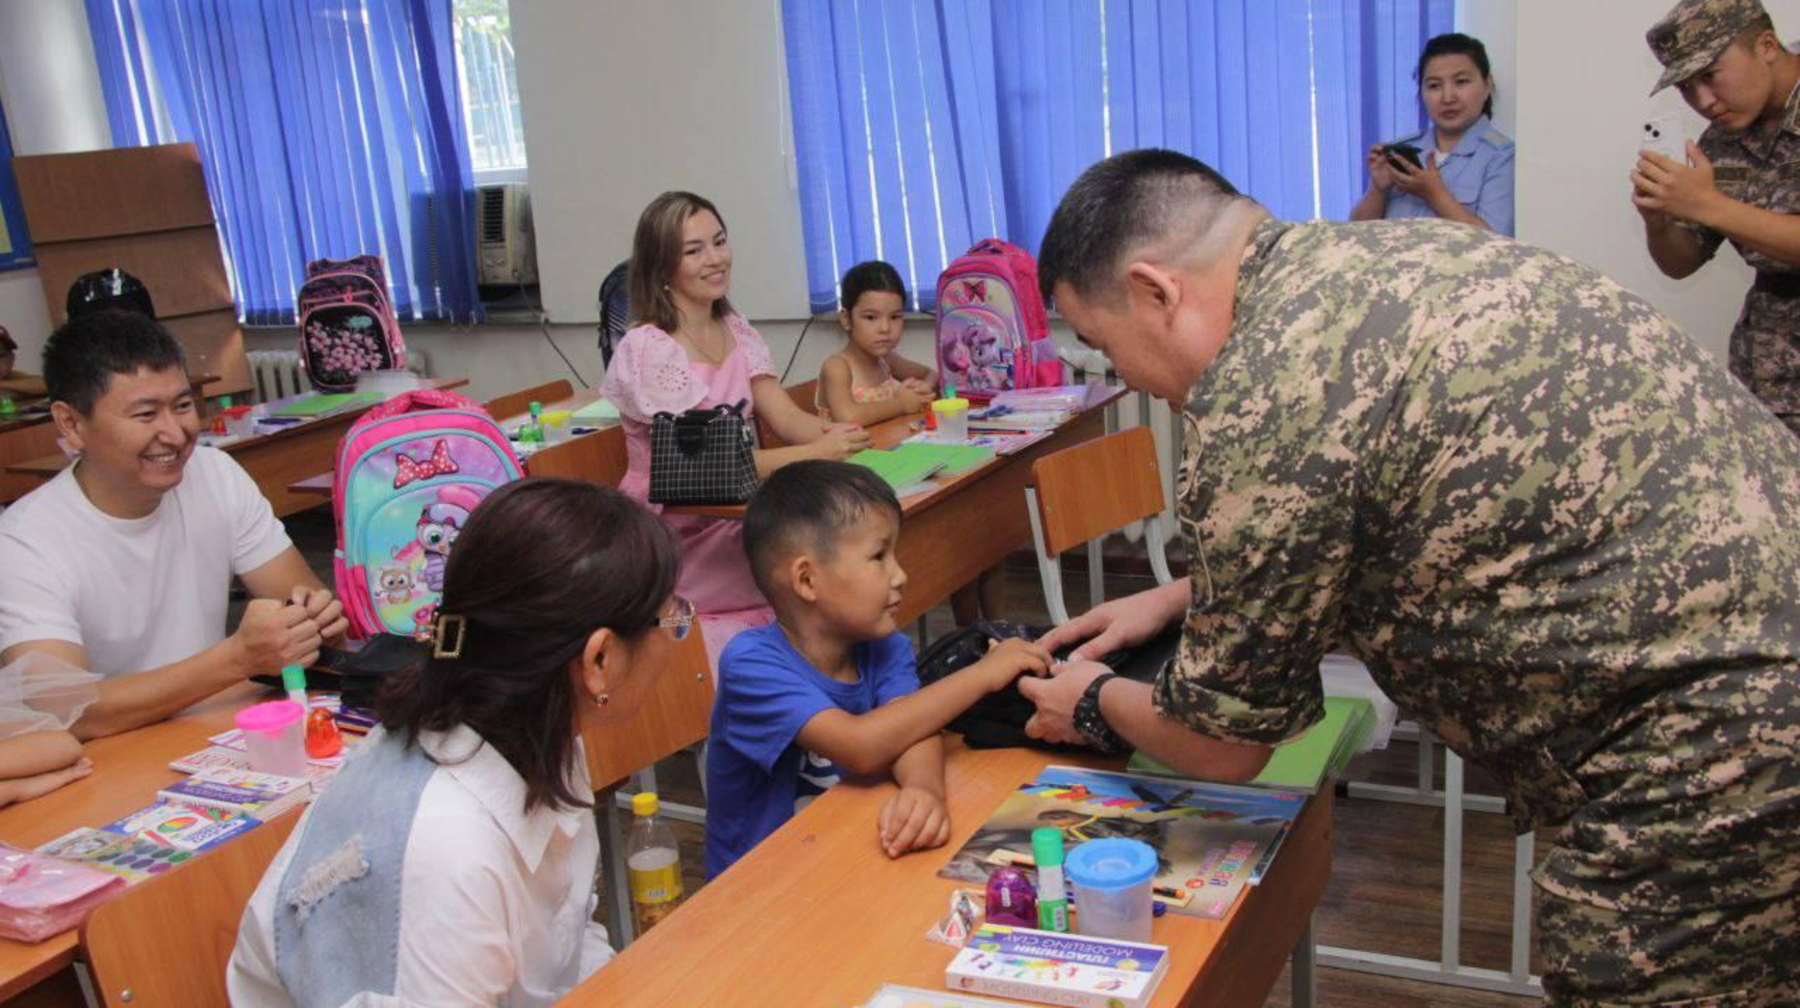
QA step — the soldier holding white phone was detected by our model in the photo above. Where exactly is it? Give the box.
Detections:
[1637,0,1800,435]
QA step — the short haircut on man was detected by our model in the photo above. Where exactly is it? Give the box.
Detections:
[743,459,902,598]
[1037,147,1257,309]
[43,308,187,415]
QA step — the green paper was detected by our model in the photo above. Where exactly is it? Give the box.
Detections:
[571,398,621,422]
[270,392,379,418]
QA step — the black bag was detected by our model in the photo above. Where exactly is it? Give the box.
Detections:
[917,619,1180,752]
[648,399,760,505]
[254,634,430,711]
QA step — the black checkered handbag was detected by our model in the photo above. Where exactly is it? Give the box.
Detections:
[647,399,760,505]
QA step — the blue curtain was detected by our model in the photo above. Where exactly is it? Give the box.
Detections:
[784,0,1453,312]
[85,0,481,324]
[0,100,30,271]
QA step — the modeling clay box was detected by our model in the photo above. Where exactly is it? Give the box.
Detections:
[945,924,1169,1008]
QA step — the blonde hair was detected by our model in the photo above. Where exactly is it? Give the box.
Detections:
[628,191,736,333]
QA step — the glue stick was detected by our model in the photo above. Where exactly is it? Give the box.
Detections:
[1032,827,1070,932]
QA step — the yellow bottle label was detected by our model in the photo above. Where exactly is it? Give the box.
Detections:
[628,860,681,905]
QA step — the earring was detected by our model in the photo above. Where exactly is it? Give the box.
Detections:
[594,693,610,708]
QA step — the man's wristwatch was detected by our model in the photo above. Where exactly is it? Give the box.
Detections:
[1073,672,1128,753]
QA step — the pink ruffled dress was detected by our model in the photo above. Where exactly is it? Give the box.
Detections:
[599,314,777,667]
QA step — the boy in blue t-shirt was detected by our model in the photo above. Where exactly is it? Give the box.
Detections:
[704,461,1050,877]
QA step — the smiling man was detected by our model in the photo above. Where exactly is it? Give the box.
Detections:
[0,310,346,739]
[1018,148,1800,1006]
[1636,0,1800,434]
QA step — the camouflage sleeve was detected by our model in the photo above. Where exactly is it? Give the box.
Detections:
[1150,404,1338,747]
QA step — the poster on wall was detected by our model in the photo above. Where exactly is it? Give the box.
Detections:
[0,99,32,271]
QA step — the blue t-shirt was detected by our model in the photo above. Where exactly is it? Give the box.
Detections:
[703,625,920,877]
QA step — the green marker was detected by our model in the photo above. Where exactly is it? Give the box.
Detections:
[1032,827,1069,932]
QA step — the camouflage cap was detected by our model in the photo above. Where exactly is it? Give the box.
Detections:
[1647,0,1773,94]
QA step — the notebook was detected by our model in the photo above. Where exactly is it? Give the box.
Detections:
[269,392,379,418]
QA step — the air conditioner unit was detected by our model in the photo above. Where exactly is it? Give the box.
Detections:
[476,183,537,286]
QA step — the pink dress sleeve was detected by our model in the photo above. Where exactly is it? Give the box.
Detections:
[727,315,777,379]
[599,326,707,421]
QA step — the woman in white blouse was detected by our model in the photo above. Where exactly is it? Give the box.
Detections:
[228,479,691,1008]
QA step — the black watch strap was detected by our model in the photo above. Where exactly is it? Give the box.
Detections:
[1073,672,1128,753]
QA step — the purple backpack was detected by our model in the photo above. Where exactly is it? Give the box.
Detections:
[296,255,407,392]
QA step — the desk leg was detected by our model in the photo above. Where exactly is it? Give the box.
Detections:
[596,790,636,951]
[1291,916,1316,1008]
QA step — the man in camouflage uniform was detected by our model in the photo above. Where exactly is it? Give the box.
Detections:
[1019,148,1800,1005]
[1636,0,1800,435]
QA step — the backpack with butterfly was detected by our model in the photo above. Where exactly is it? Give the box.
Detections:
[332,388,524,640]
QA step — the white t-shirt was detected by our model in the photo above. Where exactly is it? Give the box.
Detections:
[0,447,292,675]
[227,725,612,1008]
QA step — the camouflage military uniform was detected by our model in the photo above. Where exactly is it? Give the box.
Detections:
[1648,0,1800,436]
[1686,83,1800,436]
[1153,217,1800,1005]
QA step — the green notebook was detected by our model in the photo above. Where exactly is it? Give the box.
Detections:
[848,447,947,490]
[1128,695,1376,793]
[571,398,620,422]
[269,391,380,418]
[895,442,994,476]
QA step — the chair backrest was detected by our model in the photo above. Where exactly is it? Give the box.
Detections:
[755,378,819,449]
[1029,425,1165,556]
[81,811,302,1008]
[584,628,715,791]
[484,379,575,424]
[597,261,631,367]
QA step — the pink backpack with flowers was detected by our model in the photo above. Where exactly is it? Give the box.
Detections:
[935,239,1062,401]
[297,255,407,392]
[332,388,523,640]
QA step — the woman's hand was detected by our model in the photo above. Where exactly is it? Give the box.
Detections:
[1390,151,1452,207]
[1365,144,1396,193]
[810,423,871,461]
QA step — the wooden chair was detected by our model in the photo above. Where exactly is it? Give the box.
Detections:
[484,379,575,422]
[585,627,714,950]
[81,811,301,1008]
[755,378,819,449]
[1024,424,1174,625]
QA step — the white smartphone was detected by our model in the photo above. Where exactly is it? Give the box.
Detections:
[1642,116,1688,162]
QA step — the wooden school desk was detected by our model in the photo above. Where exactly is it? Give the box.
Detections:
[3,379,467,517]
[286,390,629,500]
[0,683,264,1005]
[575,738,1331,1008]
[670,386,1129,625]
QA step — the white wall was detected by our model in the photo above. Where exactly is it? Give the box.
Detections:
[1515,0,1800,363]
[0,0,112,373]
[1457,0,1516,139]
[509,0,810,325]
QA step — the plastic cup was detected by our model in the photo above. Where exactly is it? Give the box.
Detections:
[221,405,254,437]
[235,701,307,779]
[1065,837,1157,943]
[932,397,970,440]
[541,409,573,442]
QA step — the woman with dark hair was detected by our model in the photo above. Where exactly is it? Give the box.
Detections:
[229,479,692,1008]
[600,191,871,667]
[1350,32,1515,235]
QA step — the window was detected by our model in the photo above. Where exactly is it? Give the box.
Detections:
[454,0,528,180]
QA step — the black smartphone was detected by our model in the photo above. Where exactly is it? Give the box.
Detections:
[1384,142,1424,170]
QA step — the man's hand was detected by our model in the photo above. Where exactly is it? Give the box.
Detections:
[1017,659,1112,745]
[1036,588,1179,663]
[290,586,348,645]
[971,637,1051,692]
[877,784,951,858]
[231,599,322,676]
[1633,143,1723,225]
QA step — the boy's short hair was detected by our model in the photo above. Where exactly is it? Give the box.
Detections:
[43,309,186,415]
[743,460,901,599]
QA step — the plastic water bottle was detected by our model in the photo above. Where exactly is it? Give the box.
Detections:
[626,792,683,934]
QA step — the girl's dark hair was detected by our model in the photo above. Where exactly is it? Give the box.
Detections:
[629,191,736,333]
[377,479,680,813]
[1416,33,1495,121]
[839,260,907,313]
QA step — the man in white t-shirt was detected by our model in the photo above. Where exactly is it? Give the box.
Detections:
[0,310,347,739]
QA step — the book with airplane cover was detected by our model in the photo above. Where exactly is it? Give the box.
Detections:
[938,765,1303,919]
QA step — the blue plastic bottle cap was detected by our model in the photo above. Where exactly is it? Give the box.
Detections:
[1064,837,1158,891]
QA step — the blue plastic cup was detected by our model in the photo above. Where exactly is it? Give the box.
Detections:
[1064,837,1158,943]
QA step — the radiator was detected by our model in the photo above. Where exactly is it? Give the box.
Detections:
[245,349,429,405]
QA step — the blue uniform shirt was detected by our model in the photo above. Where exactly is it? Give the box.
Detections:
[703,625,921,877]
[1383,114,1516,236]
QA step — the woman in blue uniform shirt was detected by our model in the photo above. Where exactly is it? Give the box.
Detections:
[1352,33,1515,236]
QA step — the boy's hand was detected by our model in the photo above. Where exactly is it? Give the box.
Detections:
[878,784,951,858]
[974,637,1051,692]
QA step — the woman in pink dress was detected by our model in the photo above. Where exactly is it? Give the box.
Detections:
[601,192,870,666]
